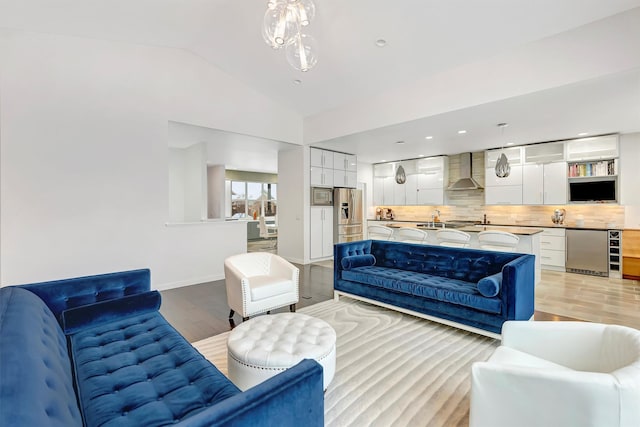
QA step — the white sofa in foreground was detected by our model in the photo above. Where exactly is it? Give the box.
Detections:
[470,321,640,427]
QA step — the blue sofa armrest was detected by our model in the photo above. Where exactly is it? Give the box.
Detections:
[501,254,535,320]
[18,269,151,325]
[334,240,373,285]
[177,359,324,427]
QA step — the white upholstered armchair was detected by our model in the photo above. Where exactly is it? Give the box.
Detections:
[470,321,640,427]
[224,252,299,321]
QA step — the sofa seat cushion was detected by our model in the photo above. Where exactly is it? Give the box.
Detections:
[342,266,502,314]
[69,311,240,427]
[0,287,83,427]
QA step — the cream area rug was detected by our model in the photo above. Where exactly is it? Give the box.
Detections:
[192,298,498,427]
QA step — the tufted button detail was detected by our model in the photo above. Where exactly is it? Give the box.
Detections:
[122,411,128,416]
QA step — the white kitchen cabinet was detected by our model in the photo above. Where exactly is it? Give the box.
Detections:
[405,174,418,205]
[484,185,523,205]
[373,177,384,206]
[333,152,357,172]
[565,135,619,161]
[310,206,334,259]
[382,177,395,205]
[485,165,523,186]
[393,181,406,205]
[539,227,566,270]
[485,147,523,168]
[310,165,333,187]
[524,142,565,164]
[333,169,357,188]
[522,162,567,205]
[311,150,356,188]
[484,164,523,205]
[374,163,395,177]
[310,148,334,168]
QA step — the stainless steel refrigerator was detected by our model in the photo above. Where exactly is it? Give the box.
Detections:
[334,188,363,243]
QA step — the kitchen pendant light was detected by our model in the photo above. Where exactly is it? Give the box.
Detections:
[395,164,407,184]
[263,0,318,72]
[495,123,511,178]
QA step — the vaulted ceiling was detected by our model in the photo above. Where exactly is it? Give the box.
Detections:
[2,0,639,163]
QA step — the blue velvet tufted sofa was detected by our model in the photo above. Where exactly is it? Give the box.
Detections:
[0,269,324,427]
[334,240,535,337]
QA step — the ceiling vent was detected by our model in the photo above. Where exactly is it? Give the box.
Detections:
[448,153,483,191]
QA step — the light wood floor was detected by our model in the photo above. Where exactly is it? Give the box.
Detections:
[160,264,640,343]
[536,270,640,329]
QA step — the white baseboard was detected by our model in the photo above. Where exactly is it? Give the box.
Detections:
[333,290,502,341]
[154,274,225,291]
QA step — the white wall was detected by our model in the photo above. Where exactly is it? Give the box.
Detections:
[277,146,307,264]
[168,148,186,222]
[183,143,207,221]
[207,165,226,219]
[620,132,640,229]
[0,30,298,287]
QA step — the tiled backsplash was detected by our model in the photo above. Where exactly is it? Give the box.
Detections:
[377,204,626,229]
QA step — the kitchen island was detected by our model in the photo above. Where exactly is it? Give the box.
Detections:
[367,220,543,284]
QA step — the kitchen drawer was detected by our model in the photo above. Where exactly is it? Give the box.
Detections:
[540,249,565,267]
[541,227,566,237]
[623,256,640,279]
[540,235,565,250]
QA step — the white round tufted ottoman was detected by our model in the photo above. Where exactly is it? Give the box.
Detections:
[227,312,336,391]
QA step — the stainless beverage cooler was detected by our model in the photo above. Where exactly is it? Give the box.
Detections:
[334,188,363,243]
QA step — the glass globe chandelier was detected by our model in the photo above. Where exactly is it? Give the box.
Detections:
[263,0,318,72]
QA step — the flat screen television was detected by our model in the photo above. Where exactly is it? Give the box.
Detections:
[569,178,617,203]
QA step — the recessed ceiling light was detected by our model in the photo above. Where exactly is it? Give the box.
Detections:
[458,130,467,134]
[418,154,425,157]
[578,132,589,136]
[380,159,386,162]
[425,136,433,140]
[506,142,515,146]
[375,39,387,47]
[293,79,302,85]
[395,140,405,144]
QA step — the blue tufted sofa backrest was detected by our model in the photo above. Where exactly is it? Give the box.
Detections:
[0,287,83,426]
[18,269,150,325]
[336,240,522,283]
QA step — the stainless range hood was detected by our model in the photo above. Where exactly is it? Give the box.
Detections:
[448,152,483,191]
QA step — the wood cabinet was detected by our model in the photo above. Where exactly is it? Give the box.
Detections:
[539,227,566,270]
[522,162,567,205]
[622,229,640,279]
[310,206,334,259]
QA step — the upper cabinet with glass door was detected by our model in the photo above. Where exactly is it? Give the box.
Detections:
[565,135,619,162]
